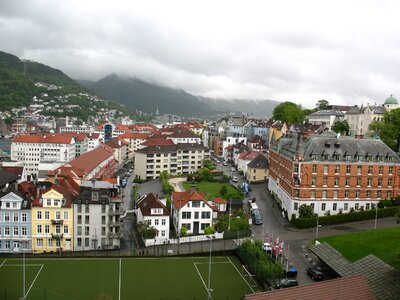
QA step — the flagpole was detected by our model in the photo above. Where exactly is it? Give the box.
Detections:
[286,244,290,271]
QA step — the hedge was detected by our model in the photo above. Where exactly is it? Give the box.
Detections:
[291,207,399,229]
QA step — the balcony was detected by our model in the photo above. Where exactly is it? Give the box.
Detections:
[51,219,64,225]
[109,209,124,216]
[51,233,63,239]
[108,232,120,239]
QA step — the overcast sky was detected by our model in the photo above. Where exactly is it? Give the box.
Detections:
[1,0,399,108]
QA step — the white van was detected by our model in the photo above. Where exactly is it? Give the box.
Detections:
[249,202,259,213]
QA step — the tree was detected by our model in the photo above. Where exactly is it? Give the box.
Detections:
[369,108,400,150]
[180,227,188,237]
[315,99,330,111]
[137,221,158,239]
[219,185,228,197]
[272,101,306,124]
[204,226,216,235]
[299,204,314,218]
[332,120,349,135]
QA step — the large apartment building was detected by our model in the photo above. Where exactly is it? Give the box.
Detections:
[135,143,210,179]
[73,180,123,251]
[268,133,400,220]
[11,134,76,180]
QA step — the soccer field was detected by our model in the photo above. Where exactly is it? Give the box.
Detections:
[0,256,259,300]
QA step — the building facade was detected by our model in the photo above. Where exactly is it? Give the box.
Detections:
[268,133,400,220]
[0,190,32,253]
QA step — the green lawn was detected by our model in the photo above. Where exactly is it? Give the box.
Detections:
[0,256,258,300]
[182,181,244,200]
[319,227,400,270]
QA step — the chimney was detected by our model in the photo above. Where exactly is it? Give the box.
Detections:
[36,186,41,198]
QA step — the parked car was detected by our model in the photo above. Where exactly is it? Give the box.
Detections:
[306,267,324,281]
[251,209,263,225]
[232,176,238,182]
[223,162,227,166]
[275,278,298,289]
[231,167,236,172]
[262,242,272,253]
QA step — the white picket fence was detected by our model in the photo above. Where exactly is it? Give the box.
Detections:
[144,232,224,247]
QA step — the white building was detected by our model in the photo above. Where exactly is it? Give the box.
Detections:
[307,110,345,129]
[136,193,170,243]
[171,190,215,235]
[11,134,76,180]
[73,180,123,251]
[222,135,247,159]
[345,104,385,137]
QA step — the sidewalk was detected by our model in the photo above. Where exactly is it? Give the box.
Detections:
[168,177,186,192]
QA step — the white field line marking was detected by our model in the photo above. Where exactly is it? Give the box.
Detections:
[227,257,255,293]
[193,263,213,300]
[119,259,122,300]
[26,264,44,297]
[0,259,6,268]
[193,261,231,265]
[1,264,43,267]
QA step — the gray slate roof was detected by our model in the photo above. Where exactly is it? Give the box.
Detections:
[0,169,19,188]
[247,154,269,169]
[309,243,400,300]
[274,133,400,163]
[309,110,345,117]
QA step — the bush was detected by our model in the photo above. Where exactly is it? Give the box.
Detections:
[180,227,187,237]
[133,178,145,184]
[299,204,314,218]
[291,207,399,228]
[382,199,393,207]
[160,171,174,195]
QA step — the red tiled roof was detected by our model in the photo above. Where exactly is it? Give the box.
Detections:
[87,133,100,139]
[104,138,128,149]
[18,181,36,198]
[244,275,375,300]
[172,190,208,210]
[95,122,110,130]
[119,132,149,139]
[242,151,262,161]
[213,197,227,204]
[32,183,76,208]
[141,138,175,147]
[115,123,130,131]
[13,134,75,144]
[60,132,88,142]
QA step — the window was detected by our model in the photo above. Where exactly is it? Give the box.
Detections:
[155,219,159,226]
[312,164,317,173]
[192,201,200,207]
[294,164,299,173]
[366,203,370,210]
[356,190,360,198]
[182,212,191,219]
[389,166,393,175]
[378,178,383,187]
[345,177,350,186]
[333,203,337,211]
[366,191,371,198]
[85,215,89,224]
[13,213,19,222]
[322,190,327,199]
[311,177,316,186]
[63,225,68,234]
[101,205,106,214]
[47,199,51,206]
[77,204,82,213]
[333,190,338,199]
[357,165,362,174]
[321,203,326,211]
[45,225,50,234]
[22,227,27,236]
[36,239,43,247]
[22,213,27,222]
[181,223,191,231]
[5,241,10,249]
[13,227,19,236]
[162,219,166,226]
[48,239,53,247]
[356,177,361,187]
[346,165,351,174]
[310,203,315,210]
[77,226,82,236]
[64,212,68,220]
[345,190,349,198]
[388,191,392,199]
[85,238,89,247]
[85,227,89,236]
[55,225,61,234]
[101,216,106,225]
[77,238,82,247]
[37,225,42,234]
[388,178,393,187]
[201,212,211,219]
[310,190,316,199]
[55,211,61,220]
[367,177,372,186]
[335,165,340,174]
[85,205,89,213]
[344,203,349,211]
[323,177,328,186]
[368,166,373,174]
[323,165,328,174]
[355,203,359,210]
[334,177,339,186]
[377,191,382,199]
[161,230,166,237]
[37,211,42,220]
[77,215,82,224]
[294,203,298,211]
[379,166,384,175]
[44,211,49,220]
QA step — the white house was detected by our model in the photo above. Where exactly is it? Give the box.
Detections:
[171,190,215,235]
[136,193,170,242]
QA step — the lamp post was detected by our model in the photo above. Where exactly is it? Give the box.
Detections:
[374,202,378,230]
[207,234,214,300]
[315,199,320,240]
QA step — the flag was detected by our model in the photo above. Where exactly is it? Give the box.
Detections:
[279,241,284,255]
